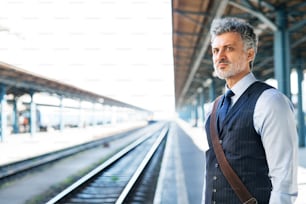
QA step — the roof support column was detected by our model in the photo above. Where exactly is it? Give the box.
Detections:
[0,84,6,142]
[296,58,305,147]
[13,98,19,134]
[197,87,205,126]
[30,92,36,135]
[209,78,216,101]
[273,5,291,98]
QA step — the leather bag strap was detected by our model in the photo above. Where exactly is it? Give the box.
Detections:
[209,97,257,204]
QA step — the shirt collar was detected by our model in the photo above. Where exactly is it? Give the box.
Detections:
[225,72,257,103]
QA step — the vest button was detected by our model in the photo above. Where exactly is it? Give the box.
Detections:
[213,176,217,180]
[219,139,222,144]
[213,189,217,192]
[215,163,219,168]
[212,201,216,204]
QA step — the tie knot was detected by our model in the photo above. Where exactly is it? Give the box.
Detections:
[225,89,234,98]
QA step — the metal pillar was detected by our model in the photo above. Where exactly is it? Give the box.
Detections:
[297,59,305,147]
[209,78,216,101]
[274,5,291,98]
[13,98,19,133]
[30,92,36,135]
[0,84,6,141]
[199,88,205,125]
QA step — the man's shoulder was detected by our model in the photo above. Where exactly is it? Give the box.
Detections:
[258,87,293,110]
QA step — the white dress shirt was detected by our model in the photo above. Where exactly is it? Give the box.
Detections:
[202,72,298,204]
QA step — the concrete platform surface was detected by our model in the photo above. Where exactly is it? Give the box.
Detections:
[0,121,147,166]
[177,119,306,204]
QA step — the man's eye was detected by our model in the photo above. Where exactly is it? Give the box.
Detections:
[226,47,233,51]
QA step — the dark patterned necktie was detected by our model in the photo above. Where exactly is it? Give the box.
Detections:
[218,89,235,130]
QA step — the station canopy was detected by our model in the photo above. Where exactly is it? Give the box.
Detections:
[0,61,150,113]
[172,0,306,109]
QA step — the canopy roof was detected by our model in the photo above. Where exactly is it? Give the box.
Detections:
[172,0,306,109]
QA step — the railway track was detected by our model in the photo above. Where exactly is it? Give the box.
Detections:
[0,131,134,182]
[0,122,164,183]
[46,123,169,204]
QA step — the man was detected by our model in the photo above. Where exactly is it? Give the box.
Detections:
[202,17,298,204]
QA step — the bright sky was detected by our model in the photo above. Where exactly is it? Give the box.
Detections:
[0,0,175,118]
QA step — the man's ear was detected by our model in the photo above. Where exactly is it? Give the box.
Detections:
[247,48,255,62]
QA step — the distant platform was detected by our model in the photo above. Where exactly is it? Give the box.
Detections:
[0,121,148,166]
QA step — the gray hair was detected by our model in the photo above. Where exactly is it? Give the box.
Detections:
[210,17,258,68]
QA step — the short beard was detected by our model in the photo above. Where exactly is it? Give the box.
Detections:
[214,62,245,80]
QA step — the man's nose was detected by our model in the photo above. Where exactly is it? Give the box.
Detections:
[215,50,226,60]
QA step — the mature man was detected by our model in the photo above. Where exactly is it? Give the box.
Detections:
[202,17,298,204]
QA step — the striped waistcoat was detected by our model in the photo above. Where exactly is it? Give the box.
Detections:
[204,82,273,204]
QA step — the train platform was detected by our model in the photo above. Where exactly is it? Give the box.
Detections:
[154,121,205,204]
[168,119,306,204]
[0,121,148,166]
[0,119,305,203]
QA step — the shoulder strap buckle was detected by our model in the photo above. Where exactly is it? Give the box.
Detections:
[243,197,257,204]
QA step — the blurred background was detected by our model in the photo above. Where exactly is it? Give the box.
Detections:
[0,0,306,204]
[0,0,175,120]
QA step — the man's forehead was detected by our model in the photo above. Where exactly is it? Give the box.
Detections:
[211,32,242,48]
